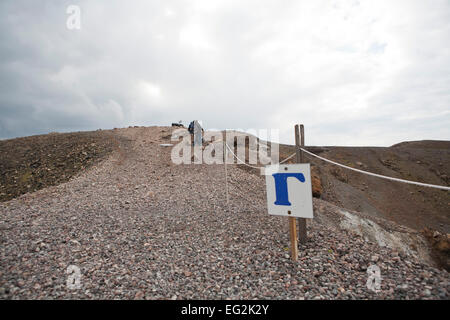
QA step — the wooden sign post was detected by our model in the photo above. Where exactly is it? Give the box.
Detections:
[295,124,308,243]
[287,124,307,261]
[265,124,313,261]
[288,215,299,261]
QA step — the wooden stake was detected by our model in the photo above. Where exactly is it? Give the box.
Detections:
[295,124,308,243]
[289,216,298,261]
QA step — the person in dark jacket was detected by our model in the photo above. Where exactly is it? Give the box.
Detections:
[188,120,204,146]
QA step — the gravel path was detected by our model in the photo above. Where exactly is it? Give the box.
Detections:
[0,126,448,299]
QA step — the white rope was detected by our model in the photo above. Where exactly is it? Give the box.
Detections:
[225,142,264,169]
[300,147,450,191]
[279,152,296,164]
[224,142,297,168]
[223,139,449,191]
[207,133,448,191]
[256,140,296,164]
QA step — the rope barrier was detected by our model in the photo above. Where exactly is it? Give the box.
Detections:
[279,152,296,164]
[225,142,263,169]
[299,147,450,191]
[222,140,449,191]
[224,142,297,168]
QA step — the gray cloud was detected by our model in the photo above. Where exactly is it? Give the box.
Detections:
[0,0,449,146]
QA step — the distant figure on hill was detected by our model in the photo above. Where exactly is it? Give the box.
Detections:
[188,120,204,146]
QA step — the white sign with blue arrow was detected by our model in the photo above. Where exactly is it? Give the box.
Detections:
[265,164,314,218]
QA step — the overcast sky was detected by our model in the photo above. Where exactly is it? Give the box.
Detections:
[1,0,449,146]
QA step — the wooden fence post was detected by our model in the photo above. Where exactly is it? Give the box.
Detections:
[295,124,308,243]
[289,216,298,261]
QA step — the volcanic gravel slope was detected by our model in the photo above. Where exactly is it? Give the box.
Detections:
[0,130,118,202]
[278,143,450,234]
[0,126,448,299]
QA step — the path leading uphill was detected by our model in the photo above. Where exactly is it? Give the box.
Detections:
[0,126,448,299]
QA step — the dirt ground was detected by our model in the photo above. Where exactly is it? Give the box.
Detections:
[0,130,129,202]
[278,142,450,234]
[2,131,448,237]
[277,142,450,271]
[0,126,448,299]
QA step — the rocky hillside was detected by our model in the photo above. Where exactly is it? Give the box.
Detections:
[0,131,130,202]
[279,142,450,233]
[0,127,448,299]
[277,141,450,270]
